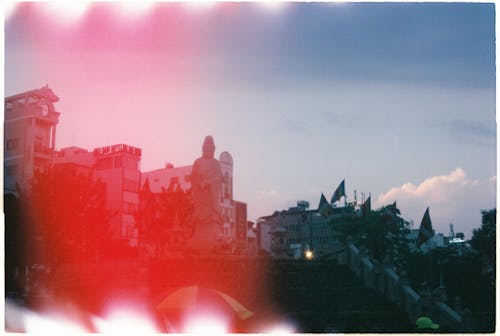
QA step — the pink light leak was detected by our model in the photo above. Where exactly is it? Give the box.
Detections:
[6,2,230,170]
[5,4,289,333]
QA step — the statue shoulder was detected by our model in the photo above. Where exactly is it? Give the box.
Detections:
[192,158,203,169]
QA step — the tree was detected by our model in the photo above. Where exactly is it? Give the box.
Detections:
[136,183,194,258]
[331,203,411,271]
[26,166,112,266]
[403,209,496,314]
[470,209,496,265]
[5,189,30,294]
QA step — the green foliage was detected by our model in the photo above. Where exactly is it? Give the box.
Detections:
[404,209,496,313]
[332,207,496,314]
[331,204,411,271]
[136,185,194,256]
[470,209,496,264]
[405,246,494,312]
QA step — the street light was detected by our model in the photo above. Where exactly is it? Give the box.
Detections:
[304,249,314,261]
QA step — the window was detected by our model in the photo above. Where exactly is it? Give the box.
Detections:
[34,136,42,153]
[223,173,231,199]
[96,157,113,170]
[125,157,138,170]
[123,202,137,214]
[125,225,136,238]
[229,177,233,198]
[124,178,139,193]
[5,164,17,176]
[170,176,179,184]
[6,138,19,151]
[114,156,123,168]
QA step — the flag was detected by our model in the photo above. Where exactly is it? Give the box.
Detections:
[318,193,332,217]
[385,201,399,217]
[416,207,434,247]
[361,196,371,217]
[331,180,346,203]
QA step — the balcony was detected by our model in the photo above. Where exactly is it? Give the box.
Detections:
[33,144,52,157]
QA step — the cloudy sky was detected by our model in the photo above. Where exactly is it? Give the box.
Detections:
[5,2,496,238]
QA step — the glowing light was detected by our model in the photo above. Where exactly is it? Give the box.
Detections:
[304,249,314,260]
[93,309,159,334]
[42,1,90,24]
[183,0,217,12]
[117,1,155,18]
[4,1,18,20]
[24,311,88,333]
[183,314,228,334]
[264,322,296,334]
[259,1,286,13]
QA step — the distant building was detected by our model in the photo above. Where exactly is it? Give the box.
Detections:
[4,86,60,193]
[407,228,467,253]
[234,200,248,252]
[141,151,245,247]
[247,221,257,256]
[257,201,349,259]
[143,164,192,193]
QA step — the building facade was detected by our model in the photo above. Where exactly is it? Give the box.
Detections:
[93,144,142,246]
[4,86,247,253]
[258,201,350,259]
[52,144,143,246]
[4,86,60,193]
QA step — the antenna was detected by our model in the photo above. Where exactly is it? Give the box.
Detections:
[449,223,454,237]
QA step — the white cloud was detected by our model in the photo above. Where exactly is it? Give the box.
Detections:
[378,168,476,205]
[377,168,496,239]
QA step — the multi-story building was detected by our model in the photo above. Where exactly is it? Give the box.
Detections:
[258,201,350,259]
[4,86,247,252]
[141,164,192,193]
[53,144,142,246]
[219,152,234,238]
[93,144,142,246]
[4,86,60,193]
[233,200,247,252]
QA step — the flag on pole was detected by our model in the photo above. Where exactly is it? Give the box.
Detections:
[417,207,434,247]
[385,201,399,216]
[361,196,371,217]
[331,180,346,203]
[318,193,332,217]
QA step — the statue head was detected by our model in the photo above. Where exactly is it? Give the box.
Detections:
[202,135,215,159]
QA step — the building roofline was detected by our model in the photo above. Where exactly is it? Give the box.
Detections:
[143,164,193,174]
[6,85,60,103]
